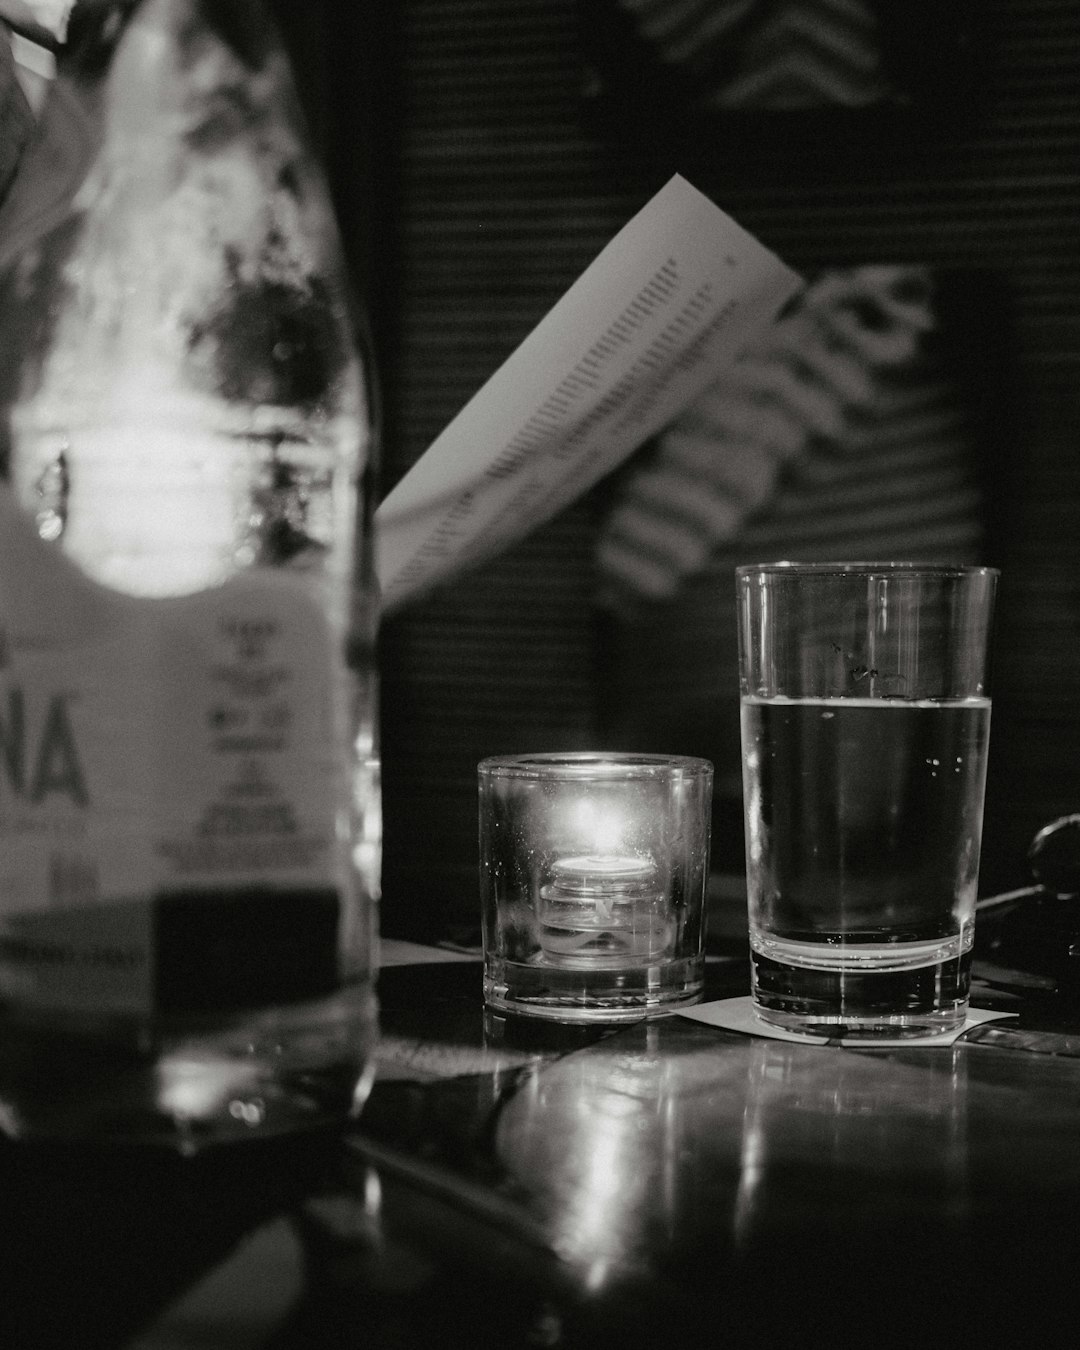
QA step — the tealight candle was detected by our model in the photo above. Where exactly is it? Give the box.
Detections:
[538,852,670,967]
[478,752,713,1023]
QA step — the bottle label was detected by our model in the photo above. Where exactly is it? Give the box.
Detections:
[0,548,345,1016]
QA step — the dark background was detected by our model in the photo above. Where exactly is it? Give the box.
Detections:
[280,0,1080,939]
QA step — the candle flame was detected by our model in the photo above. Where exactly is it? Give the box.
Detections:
[571,798,626,854]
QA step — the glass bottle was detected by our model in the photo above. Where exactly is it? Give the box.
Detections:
[0,0,380,1149]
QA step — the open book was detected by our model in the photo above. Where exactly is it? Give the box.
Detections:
[374,176,802,614]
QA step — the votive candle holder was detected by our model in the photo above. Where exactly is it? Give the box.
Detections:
[479,753,713,1023]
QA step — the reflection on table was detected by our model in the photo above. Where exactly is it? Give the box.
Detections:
[6,935,1080,1348]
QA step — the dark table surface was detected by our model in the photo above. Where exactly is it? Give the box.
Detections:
[351,950,1080,1349]
[6,908,1080,1350]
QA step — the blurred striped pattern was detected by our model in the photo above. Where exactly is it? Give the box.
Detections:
[354,0,1080,932]
[617,0,892,108]
[596,265,952,612]
[728,384,984,561]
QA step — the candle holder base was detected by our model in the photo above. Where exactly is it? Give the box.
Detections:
[483,953,704,1024]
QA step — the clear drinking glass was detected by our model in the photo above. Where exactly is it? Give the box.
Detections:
[736,562,998,1038]
[479,753,713,1023]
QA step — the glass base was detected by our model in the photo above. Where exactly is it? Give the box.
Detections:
[751,1001,967,1040]
[750,937,971,1040]
[484,954,704,1024]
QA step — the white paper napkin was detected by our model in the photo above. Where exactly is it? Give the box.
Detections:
[680,995,1015,1046]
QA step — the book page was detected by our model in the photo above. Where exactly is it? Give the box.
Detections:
[375,175,802,615]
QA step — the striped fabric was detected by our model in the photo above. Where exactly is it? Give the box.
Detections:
[596,265,979,617]
[614,0,894,108]
[725,381,983,561]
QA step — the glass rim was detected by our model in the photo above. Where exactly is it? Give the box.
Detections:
[735,560,999,579]
[478,752,713,781]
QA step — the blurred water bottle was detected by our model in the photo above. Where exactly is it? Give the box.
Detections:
[0,0,380,1149]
